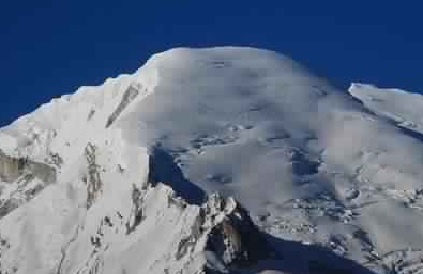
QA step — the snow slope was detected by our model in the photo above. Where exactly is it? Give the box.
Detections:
[349,83,423,134]
[0,47,423,273]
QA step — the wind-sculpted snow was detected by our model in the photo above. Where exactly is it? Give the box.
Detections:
[0,47,422,273]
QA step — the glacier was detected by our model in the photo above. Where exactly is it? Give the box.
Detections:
[0,47,422,273]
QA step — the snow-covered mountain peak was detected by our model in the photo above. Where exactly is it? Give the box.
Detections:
[1,47,423,273]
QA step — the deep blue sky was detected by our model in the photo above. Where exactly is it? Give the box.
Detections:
[1,1,422,126]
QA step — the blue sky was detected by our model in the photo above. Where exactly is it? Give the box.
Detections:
[1,1,422,126]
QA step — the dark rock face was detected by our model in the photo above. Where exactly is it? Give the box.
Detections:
[0,150,56,184]
[106,84,140,128]
[0,149,57,218]
[125,184,146,235]
[84,143,103,209]
[204,195,273,272]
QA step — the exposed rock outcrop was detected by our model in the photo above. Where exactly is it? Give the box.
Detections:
[84,143,103,209]
[0,149,57,218]
[105,84,141,128]
[0,149,56,184]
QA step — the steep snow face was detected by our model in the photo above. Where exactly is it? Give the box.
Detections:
[121,48,350,205]
[1,47,423,273]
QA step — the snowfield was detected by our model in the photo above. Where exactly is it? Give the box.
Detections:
[0,47,422,273]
